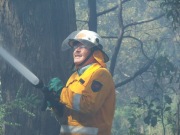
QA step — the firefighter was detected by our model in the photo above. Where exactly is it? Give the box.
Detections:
[47,30,115,135]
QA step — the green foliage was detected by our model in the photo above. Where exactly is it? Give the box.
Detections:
[160,0,180,29]
[12,95,40,117]
[0,105,6,135]
[141,55,179,134]
[0,87,41,134]
[154,56,176,79]
[143,94,172,127]
[112,50,179,133]
[112,96,147,135]
[164,95,172,104]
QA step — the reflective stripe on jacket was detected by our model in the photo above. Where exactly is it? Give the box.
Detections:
[60,125,98,135]
[60,63,115,135]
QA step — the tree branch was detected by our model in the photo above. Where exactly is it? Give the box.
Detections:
[124,13,165,29]
[97,0,131,16]
[123,35,151,60]
[115,58,155,88]
[109,1,124,76]
[76,19,88,23]
[97,5,118,17]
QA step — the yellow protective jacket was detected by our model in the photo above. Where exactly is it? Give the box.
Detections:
[60,63,115,135]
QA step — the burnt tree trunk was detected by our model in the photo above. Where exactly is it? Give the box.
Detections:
[0,0,76,135]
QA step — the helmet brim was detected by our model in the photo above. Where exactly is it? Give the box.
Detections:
[61,31,80,51]
[68,39,94,48]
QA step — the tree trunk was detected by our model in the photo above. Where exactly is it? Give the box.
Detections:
[0,0,76,135]
[88,0,97,32]
[178,101,180,135]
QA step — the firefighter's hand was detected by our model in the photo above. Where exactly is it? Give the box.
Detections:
[41,77,64,111]
[47,77,64,106]
[48,77,64,96]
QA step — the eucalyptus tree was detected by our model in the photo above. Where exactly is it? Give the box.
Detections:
[0,0,76,135]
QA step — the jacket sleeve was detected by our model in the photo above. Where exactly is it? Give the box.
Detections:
[60,68,114,114]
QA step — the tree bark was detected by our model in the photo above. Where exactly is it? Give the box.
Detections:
[0,0,76,135]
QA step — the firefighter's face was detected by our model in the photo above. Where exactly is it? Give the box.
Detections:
[73,42,92,66]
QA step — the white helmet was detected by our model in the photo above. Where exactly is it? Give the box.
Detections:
[62,30,109,62]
